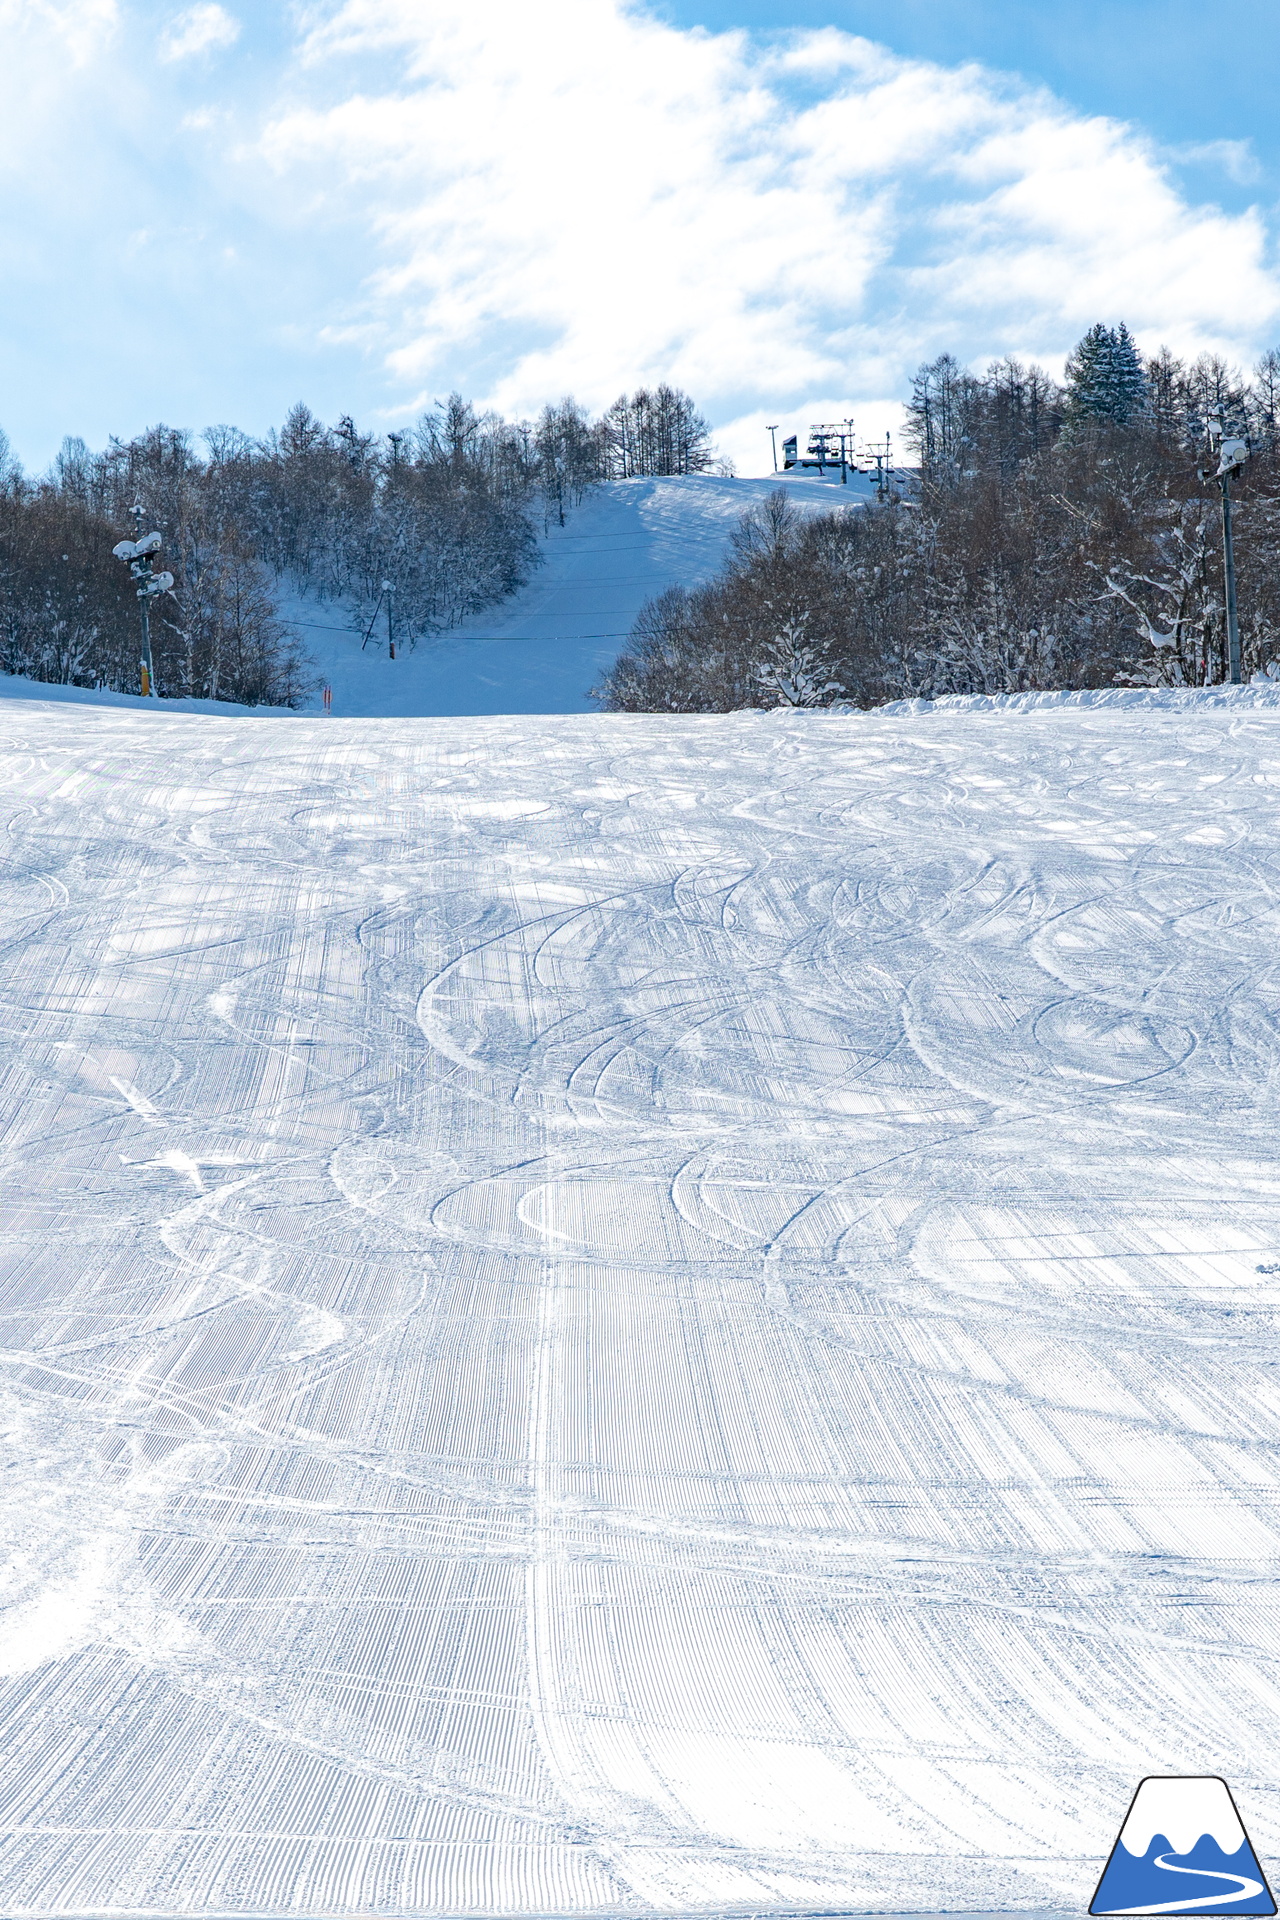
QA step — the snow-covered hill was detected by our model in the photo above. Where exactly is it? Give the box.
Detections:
[287,470,866,717]
[4,687,1280,1917]
[0,472,869,722]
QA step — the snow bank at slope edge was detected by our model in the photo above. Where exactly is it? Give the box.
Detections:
[874,684,1280,718]
[0,671,294,717]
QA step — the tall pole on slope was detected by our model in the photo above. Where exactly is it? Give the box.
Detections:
[1205,415,1248,684]
[112,503,173,699]
[132,503,157,699]
[766,425,778,473]
[384,580,395,660]
[1222,475,1242,685]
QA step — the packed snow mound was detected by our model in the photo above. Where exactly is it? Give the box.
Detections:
[3,693,1280,1916]
[879,682,1280,717]
[0,670,289,715]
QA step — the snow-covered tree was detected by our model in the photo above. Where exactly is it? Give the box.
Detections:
[1094,505,1219,687]
[905,354,1065,484]
[0,489,135,688]
[596,493,893,712]
[534,398,603,529]
[904,353,981,483]
[752,616,845,707]
[600,386,714,478]
[1183,352,1249,446]
[170,529,311,705]
[1065,322,1148,425]
[1251,351,1280,455]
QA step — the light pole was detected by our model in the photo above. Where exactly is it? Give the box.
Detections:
[112,504,173,699]
[383,580,395,660]
[766,425,779,474]
[1204,417,1248,685]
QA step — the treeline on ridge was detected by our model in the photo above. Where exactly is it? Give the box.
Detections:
[595,328,1280,711]
[0,385,717,705]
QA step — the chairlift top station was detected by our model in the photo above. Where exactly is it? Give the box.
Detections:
[779,420,901,493]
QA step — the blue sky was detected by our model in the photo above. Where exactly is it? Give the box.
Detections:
[1,0,1275,476]
[661,0,1278,205]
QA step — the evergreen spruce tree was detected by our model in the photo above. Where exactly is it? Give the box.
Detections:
[1065,324,1111,420]
[1110,323,1148,421]
[1065,322,1148,424]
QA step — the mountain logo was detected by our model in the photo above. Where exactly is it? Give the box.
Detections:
[1091,1776,1276,1916]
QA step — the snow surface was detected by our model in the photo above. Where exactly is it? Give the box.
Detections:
[3,686,1280,1915]
[284,472,868,718]
[0,672,286,717]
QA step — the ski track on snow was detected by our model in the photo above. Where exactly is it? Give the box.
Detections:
[2,693,1280,1914]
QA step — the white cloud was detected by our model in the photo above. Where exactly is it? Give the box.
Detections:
[0,0,116,78]
[2,0,1278,473]
[246,0,1280,468]
[160,3,239,61]
[0,0,116,70]
[1167,139,1261,186]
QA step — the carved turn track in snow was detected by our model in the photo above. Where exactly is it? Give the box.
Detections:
[2,690,1280,1914]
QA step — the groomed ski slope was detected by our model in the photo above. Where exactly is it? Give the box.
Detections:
[286,472,867,717]
[3,687,1280,1916]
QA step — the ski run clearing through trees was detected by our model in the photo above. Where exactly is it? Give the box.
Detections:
[3,683,1280,1915]
[0,473,864,721]
[281,473,868,718]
